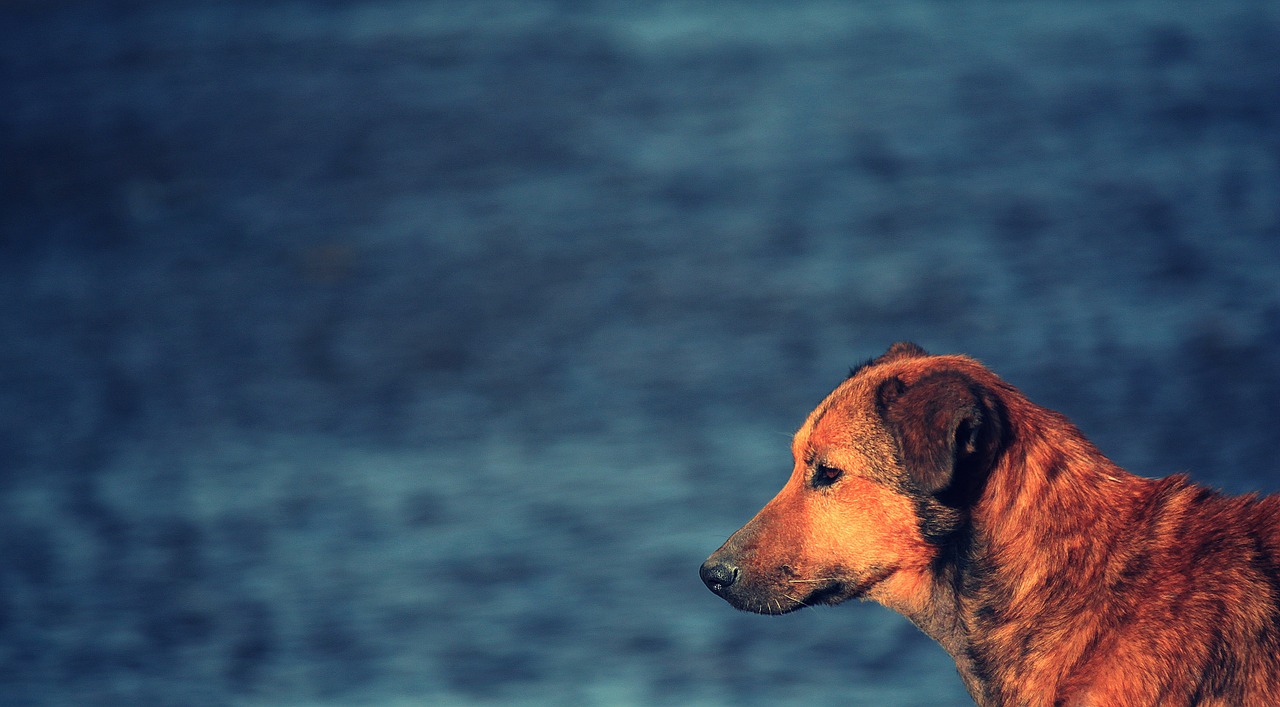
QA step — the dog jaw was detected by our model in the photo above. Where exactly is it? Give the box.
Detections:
[700,550,895,616]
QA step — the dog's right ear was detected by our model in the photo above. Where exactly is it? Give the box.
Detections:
[876,371,1004,505]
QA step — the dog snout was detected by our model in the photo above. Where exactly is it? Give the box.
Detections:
[700,558,739,596]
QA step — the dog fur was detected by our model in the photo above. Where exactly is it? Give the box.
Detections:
[700,342,1280,706]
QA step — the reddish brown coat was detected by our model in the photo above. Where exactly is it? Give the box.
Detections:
[702,342,1280,706]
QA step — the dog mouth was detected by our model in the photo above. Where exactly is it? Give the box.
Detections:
[703,553,901,615]
[798,581,848,606]
[724,566,897,615]
[786,565,899,610]
[733,579,855,615]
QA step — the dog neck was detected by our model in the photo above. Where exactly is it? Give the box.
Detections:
[908,398,1148,704]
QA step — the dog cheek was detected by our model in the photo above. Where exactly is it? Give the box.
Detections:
[824,488,933,570]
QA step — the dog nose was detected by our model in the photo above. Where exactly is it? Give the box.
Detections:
[700,559,739,595]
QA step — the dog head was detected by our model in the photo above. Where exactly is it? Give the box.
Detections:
[700,342,1006,615]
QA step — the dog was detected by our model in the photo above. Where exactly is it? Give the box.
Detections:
[701,342,1280,706]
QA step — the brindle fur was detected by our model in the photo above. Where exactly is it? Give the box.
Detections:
[701,342,1280,706]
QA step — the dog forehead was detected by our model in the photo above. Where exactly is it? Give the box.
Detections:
[793,351,978,460]
[794,375,891,458]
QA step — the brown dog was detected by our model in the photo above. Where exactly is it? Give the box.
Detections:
[701,342,1280,706]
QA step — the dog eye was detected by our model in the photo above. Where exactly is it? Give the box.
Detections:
[812,463,843,488]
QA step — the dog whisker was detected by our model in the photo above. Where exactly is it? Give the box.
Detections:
[783,593,810,607]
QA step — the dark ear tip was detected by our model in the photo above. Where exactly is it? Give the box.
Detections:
[881,341,929,362]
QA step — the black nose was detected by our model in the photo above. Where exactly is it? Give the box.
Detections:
[700,560,739,595]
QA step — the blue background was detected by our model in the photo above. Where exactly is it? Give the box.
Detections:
[3,1,1279,704]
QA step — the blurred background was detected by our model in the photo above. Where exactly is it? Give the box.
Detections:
[3,1,1279,705]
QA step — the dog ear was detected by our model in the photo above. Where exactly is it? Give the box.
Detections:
[876,371,1004,503]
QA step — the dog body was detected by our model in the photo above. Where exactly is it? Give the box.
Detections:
[701,343,1280,706]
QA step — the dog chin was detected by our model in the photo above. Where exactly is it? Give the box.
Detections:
[728,594,809,615]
